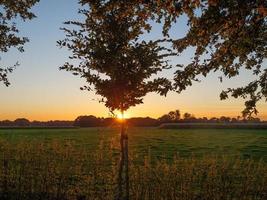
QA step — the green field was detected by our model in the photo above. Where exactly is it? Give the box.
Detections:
[1,127,267,199]
[1,127,267,161]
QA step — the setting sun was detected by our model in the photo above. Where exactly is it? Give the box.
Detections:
[116,111,130,120]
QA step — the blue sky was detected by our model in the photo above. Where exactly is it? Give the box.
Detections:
[0,0,266,121]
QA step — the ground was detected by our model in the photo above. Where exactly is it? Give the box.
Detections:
[0,127,266,161]
[0,127,267,199]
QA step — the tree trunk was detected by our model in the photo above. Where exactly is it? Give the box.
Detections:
[124,129,129,200]
[116,122,124,200]
[115,114,129,200]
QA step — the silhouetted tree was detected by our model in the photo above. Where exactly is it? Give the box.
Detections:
[154,0,267,117]
[0,120,13,127]
[247,116,261,123]
[58,1,175,199]
[0,0,39,86]
[14,118,30,127]
[102,117,117,127]
[219,116,231,123]
[183,112,194,121]
[168,109,181,121]
[128,117,158,127]
[202,117,208,122]
[159,109,181,123]
[158,114,172,123]
[231,118,238,123]
[74,115,101,127]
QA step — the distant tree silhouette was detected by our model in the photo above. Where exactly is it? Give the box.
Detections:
[219,116,231,123]
[128,117,158,127]
[247,116,261,123]
[202,117,208,122]
[158,109,181,123]
[183,113,195,120]
[158,109,264,124]
[168,110,181,121]
[44,120,74,127]
[74,115,101,127]
[231,118,238,123]
[0,0,39,86]
[0,120,13,127]
[102,117,117,127]
[58,1,176,199]
[0,113,264,128]
[14,118,30,127]
[158,114,172,123]
[209,117,219,123]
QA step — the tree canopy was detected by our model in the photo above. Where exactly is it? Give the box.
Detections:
[61,0,266,117]
[58,0,176,113]
[152,0,266,117]
[0,0,39,86]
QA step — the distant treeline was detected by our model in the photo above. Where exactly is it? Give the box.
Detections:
[0,110,265,128]
[157,110,263,124]
[0,118,74,128]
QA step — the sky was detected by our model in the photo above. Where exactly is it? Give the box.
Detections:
[0,0,266,121]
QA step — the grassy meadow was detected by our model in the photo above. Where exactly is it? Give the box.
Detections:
[0,127,267,199]
[1,127,267,160]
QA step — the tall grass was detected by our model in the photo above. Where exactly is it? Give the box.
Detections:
[0,138,266,200]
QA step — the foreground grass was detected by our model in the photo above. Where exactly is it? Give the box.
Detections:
[0,139,267,200]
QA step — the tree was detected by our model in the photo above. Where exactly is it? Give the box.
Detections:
[74,115,101,127]
[183,112,194,121]
[168,109,181,121]
[145,0,267,117]
[158,114,172,123]
[127,117,158,127]
[14,118,30,127]
[219,116,231,123]
[58,1,175,199]
[231,117,238,123]
[0,0,39,86]
[158,109,181,123]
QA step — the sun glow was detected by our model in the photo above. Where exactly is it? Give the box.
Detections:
[116,111,130,120]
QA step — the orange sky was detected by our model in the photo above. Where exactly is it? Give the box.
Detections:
[1,81,266,121]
